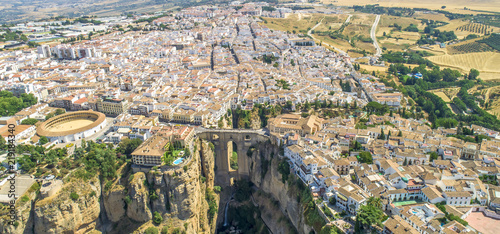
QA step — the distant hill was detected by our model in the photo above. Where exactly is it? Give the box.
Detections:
[0,0,224,23]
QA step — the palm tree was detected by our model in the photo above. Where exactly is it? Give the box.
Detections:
[366,197,382,209]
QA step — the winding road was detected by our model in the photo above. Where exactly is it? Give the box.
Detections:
[370,14,382,57]
[307,16,347,56]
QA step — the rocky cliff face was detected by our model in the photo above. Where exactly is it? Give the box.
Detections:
[102,183,126,223]
[104,139,217,233]
[248,141,314,234]
[33,176,101,234]
[1,137,312,234]
[127,172,152,222]
[0,183,37,234]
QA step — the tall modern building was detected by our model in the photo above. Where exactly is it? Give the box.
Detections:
[37,45,51,58]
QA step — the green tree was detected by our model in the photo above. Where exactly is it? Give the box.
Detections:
[329,197,336,206]
[20,34,28,41]
[355,215,361,233]
[429,152,439,162]
[0,137,6,150]
[277,160,290,183]
[39,136,49,145]
[468,68,480,80]
[358,151,373,164]
[118,138,143,156]
[55,108,65,115]
[357,197,384,230]
[379,129,385,140]
[21,118,38,125]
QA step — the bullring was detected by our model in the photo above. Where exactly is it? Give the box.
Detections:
[37,110,107,143]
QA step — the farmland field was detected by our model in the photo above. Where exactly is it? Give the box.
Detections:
[427,52,500,79]
[456,23,496,35]
[430,91,452,102]
[260,14,324,34]
[478,34,500,51]
[320,0,500,13]
[448,41,494,54]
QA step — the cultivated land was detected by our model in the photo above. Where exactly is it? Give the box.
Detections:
[436,19,500,39]
[320,0,500,13]
[0,0,178,23]
[261,13,326,34]
[427,52,500,80]
[447,38,495,55]
[431,91,452,103]
[261,13,376,56]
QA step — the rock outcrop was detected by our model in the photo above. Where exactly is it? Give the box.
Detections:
[0,182,37,234]
[33,176,101,234]
[103,184,126,223]
[126,172,152,222]
[1,137,313,234]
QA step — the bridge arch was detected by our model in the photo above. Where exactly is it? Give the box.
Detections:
[197,129,269,186]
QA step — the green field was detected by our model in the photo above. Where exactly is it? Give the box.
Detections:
[392,200,419,206]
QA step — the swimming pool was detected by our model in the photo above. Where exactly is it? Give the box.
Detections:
[173,158,184,165]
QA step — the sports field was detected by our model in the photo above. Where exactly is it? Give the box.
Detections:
[392,200,418,206]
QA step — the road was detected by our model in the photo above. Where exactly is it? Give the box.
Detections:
[307,16,348,56]
[345,14,352,24]
[307,16,325,36]
[370,14,382,57]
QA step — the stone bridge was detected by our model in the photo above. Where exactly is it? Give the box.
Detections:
[196,128,270,186]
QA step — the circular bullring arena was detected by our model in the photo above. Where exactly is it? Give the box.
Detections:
[37,111,107,143]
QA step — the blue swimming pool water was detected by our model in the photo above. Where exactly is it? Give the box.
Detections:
[173,158,184,165]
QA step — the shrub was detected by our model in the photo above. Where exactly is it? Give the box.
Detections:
[124,195,132,204]
[161,226,169,234]
[213,186,222,193]
[20,195,30,203]
[145,227,158,234]
[90,191,96,197]
[153,211,163,225]
[70,192,79,201]
[150,190,159,200]
[104,180,113,191]
[183,165,188,172]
